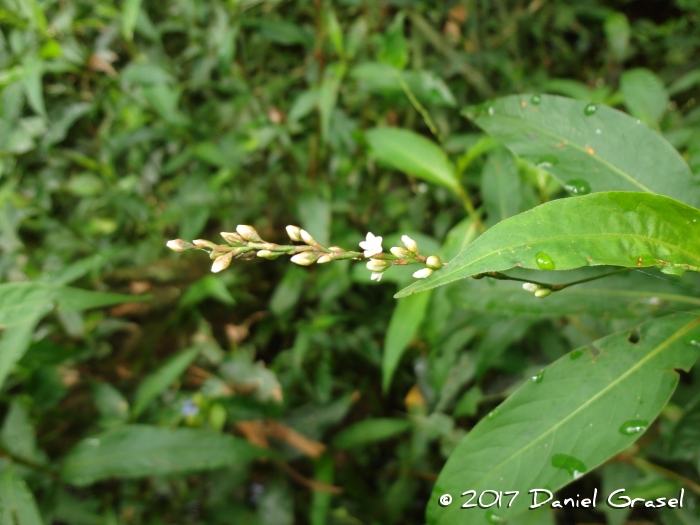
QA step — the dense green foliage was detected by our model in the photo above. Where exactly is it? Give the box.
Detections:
[1,0,700,524]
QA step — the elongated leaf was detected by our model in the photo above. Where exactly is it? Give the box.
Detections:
[396,192,700,298]
[620,68,669,126]
[132,346,200,418]
[0,466,43,525]
[62,425,267,485]
[427,313,700,525]
[0,308,51,389]
[463,95,700,208]
[122,0,142,41]
[383,291,432,392]
[365,128,459,192]
[333,418,411,449]
[481,147,521,226]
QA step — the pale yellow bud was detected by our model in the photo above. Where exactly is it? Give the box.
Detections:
[290,252,320,266]
[402,235,418,253]
[426,255,442,270]
[211,252,234,273]
[236,225,261,242]
[166,239,194,252]
[413,268,434,279]
[390,247,410,258]
[286,225,303,242]
[317,255,333,264]
[300,229,315,244]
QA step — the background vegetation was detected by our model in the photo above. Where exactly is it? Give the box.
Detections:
[1,0,700,524]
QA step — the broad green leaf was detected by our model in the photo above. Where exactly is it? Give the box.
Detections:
[180,275,235,307]
[396,192,700,298]
[463,95,700,208]
[0,308,51,389]
[92,382,130,428]
[378,13,408,70]
[333,418,412,449]
[427,313,700,525]
[132,346,200,418]
[319,63,345,143]
[365,128,459,192]
[669,69,700,96]
[481,147,521,226]
[382,290,432,393]
[1,400,42,463]
[122,0,142,41]
[61,425,267,485]
[604,12,631,62]
[22,57,45,118]
[620,68,669,126]
[0,466,43,525]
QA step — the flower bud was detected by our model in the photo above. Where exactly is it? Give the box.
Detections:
[329,246,344,252]
[221,231,245,245]
[522,282,538,293]
[166,239,194,252]
[193,239,218,250]
[366,259,391,272]
[211,252,234,273]
[317,255,333,264]
[426,255,442,270]
[257,250,280,260]
[534,288,552,298]
[236,225,261,242]
[290,252,320,266]
[402,235,418,253]
[390,247,410,258]
[286,225,302,242]
[300,229,315,245]
[413,268,434,279]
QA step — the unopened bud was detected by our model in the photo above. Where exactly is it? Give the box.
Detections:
[257,250,280,260]
[193,239,218,250]
[286,225,302,242]
[166,239,194,252]
[300,229,315,245]
[221,232,245,245]
[366,259,391,272]
[211,252,234,273]
[317,255,333,264]
[426,255,442,270]
[413,268,434,279]
[329,246,344,252]
[390,247,410,258]
[522,283,538,293]
[534,288,552,298]
[236,225,261,242]
[402,235,418,253]
[290,252,320,266]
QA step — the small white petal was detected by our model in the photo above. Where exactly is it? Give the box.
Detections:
[522,283,538,293]
[370,272,383,282]
[413,268,434,279]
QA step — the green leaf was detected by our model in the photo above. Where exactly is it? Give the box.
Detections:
[92,382,130,427]
[604,12,631,62]
[61,425,267,486]
[365,128,459,193]
[620,68,669,126]
[131,346,201,418]
[122,0,142,41]
[382,291,432,393]
[0,308,51,390]
[22,58,45,118]
[427,312,700,525]
[1,400,42,463]
[463,95,700,208]
[378,13,408,70]
[396,192,700,298]
[0,466,44,525]
[319,63,346,143]
[180,275,235,308]
[326,8,343,57]
[481,147,521,226]
[333,418,412,449]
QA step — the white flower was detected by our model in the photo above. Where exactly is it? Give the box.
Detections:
[402,235,418,253]
[522,282,538,293]
[359,232,383,258]
[371,272,383,282]
[413,268,434,279]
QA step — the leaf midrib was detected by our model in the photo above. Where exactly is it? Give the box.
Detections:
[435,315,700,525]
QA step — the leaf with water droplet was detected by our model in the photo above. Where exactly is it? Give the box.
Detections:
[532,370,545,383]
[564,179,591,195]
[531,95,542,105]
[461,94,700,209]
[396,192,700,298]
[485,510,503,523]
[426,313,700,525]
[618,419,648,436]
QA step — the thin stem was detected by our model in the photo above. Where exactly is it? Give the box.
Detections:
[631,457,700,496]
[455,184,485,232]
[475,268,630,292]
[393,70,443,143]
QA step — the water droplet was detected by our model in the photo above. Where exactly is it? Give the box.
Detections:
[535,252,555,270]
[536,155,558,168]
[86,438,100,447]
[488,106,495,116]
[618,419,649,436]
[551,454,587,479]
[531,95,542,105]
[487,409,499,420]
[532,370,545,383]
[570,349,584,360]
[486,510,503,523]
[689,340,700,348]
[584,103,598,116]
[595,128,602,134]
[564,179,591,195]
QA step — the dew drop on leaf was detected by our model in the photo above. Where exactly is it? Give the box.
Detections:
[535,252,555,270]
[531,95,542,105]
[536,155,558,168]
[618,419,648,436]
[584,103,598,116]
[487,409,499,420]
[551,454,587,479]
[531,370,545,383]
[564,179,591,195]
[486,510,503,523]
[570,349,584,360]
[689,340,700,348]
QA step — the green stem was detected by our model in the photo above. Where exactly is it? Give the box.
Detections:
[455,184,485,232]
[475,268,629,292]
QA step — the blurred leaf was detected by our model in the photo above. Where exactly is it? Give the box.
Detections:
[0,466,43,525]
[61,425,267,485]
[427,313,700,524]
[481,147,521,226]
[288,89,319,124]
[365,127,459,193]
[604,12,631,62]
[326,8,343,57]
[453,386,483,418]
[620,68,669,126]
[319,63,346,143]
[397,193,700,297]
[219,355,283,403]
[383,291,431,392]
[333,418,411,448]
[310,454,334,525]
[180,275,236,308]
[298,194,331,247]
[22,57,45,118]
[92,382,129,427]
[142,84,189,126]
[1,400,42,463]
[464,95,699,207]
[669,69,700,96]
[132,346,200,418]
[254,20,313,47]
[378,13,408,70]
[0,307,51,390]
[122,0,142,41]
[42,102,92,147]
[122,63,174,85]
[270,266,308,317]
